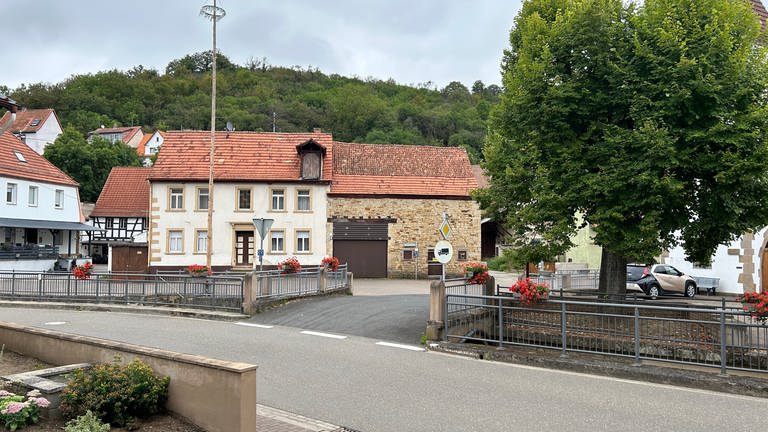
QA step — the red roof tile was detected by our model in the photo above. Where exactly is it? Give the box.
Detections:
[90,126,143,144]
[149,131,334,182]
[330,142,477,197]
[91,167,152,217]
[0,132,78,186]
[136,133,152,156]
[0,109,56,134]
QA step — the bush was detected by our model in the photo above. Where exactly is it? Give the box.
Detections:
[65,411,110,432]
[59,358,169,427]
[486,255,509,271]
[0,389,50,431]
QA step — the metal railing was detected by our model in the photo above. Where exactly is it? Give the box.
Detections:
[0,271,245,313]
[445,288,768,373]
[0,245,59,260]
[253,264,349,300]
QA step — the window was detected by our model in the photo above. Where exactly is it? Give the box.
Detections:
[169,187,183,210]
[195,230,208,254]
[168,230,183,253]
[119,218,127,230]
[296,230,310,253]
[197,187,209,210]
[6,183,17,204]
[237,188,252,211]
[28,186,38,206]
[271,189,285,211]
[105,218,114,229]
[270,230,285,253]
[457,250,468,261]
[403,250,414,261]
[296,190,311,211]
[54,190,64,209]
[14,151,26,162]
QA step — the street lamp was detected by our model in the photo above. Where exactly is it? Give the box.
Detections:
[252,217,274,272]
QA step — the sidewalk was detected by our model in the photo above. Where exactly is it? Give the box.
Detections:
[257,405,352,432]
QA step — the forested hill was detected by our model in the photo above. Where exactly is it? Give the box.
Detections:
[6,51,499,162]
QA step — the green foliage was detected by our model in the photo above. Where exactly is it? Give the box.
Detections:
[0,389,48,431]
[481,0,768,293]
[64,411,111,432]
[59,358,170,428]
[486,255,510,272]
[10,51,493,155]
[43,127,141,202]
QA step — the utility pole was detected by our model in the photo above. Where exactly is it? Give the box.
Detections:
[200,1,226,275]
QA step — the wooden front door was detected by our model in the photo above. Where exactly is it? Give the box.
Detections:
[235,231,254,267]
[427,248,442,276]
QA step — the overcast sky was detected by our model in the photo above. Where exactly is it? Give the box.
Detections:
[4,1,523,91]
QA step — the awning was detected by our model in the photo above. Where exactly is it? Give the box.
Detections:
[0,217,103,231]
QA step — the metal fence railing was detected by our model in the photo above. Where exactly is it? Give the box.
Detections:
[253,264,349,300]
[0,271,245,313]
[445,291,768,374]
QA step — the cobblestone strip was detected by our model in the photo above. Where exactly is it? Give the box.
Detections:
[257,404,342,432]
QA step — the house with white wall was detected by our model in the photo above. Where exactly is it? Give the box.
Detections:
[88,126,144,148]
[147,131,332,271]
[0,132,98,271]
[136,131,164,166]
[0,108,62,155]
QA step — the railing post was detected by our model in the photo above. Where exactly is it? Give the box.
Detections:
[560,301,567,357]
[37,273,42,298]
[11,270,15,296]
[497,296,504,349]
[633,306,641,366]
[720,297,728,377]
[66,272,70,296]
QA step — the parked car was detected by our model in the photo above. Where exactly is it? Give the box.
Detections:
[628,264,698,298]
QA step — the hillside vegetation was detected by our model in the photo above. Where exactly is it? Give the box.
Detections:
[6,51,498,162]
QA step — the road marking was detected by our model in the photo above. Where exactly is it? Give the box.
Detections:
[234,322,274,329]
[300,330,347,340]
[375,341,425,352]
[43,321,67,326]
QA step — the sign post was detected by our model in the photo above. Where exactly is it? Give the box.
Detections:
[252,217,274,272]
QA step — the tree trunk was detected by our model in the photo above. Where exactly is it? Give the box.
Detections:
[598,248,627,301]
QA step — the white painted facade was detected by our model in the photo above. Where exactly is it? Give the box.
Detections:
[149,182,329,269]
[144,131,164,156]
[18,112,62,155]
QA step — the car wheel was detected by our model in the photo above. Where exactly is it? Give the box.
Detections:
[648,284,660,299]
[685,282,696,298]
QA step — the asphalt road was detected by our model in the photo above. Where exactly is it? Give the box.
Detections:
[1,307,766,432]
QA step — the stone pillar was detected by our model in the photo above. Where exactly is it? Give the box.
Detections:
[484,275,496,305]
[561,274,572,291]
[426,280,446,340]
[242,273,254,316]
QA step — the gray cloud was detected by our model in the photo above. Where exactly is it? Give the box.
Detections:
[4,0,521,90]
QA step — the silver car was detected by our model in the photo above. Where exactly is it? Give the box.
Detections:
[642,264,698,298]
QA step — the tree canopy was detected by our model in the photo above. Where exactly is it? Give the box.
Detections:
[44,127,141,202]
[477,0,768,294]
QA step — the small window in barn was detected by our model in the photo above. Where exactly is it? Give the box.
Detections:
[457,250,468,261]
[403,250,414,261]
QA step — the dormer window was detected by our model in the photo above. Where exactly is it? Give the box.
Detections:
[14,151,26,163]
[296,139,326,180]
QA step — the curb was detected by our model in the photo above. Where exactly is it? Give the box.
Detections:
[430,342,768,399]
[0,300,249,321]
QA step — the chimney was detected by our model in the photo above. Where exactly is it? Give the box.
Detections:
[313,128,322,133]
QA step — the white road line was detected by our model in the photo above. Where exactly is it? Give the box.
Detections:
[300,330,347,340]
[43,321,67,326]
[234,322,274,329]
[375,341,425,352]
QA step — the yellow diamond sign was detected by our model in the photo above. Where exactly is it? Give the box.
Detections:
[439,219,452,240]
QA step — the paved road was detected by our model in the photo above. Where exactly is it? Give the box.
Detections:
[1,308,765,432]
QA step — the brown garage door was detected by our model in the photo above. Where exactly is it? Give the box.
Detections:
[333,240,387,278]
[332,220,389,278]
[111,245,148,274]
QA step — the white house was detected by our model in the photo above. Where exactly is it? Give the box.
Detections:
[88,126,144,148]
[136,131,164,166]
[0,108,63,155]
[147,131,332,271]
[0,132,99,271]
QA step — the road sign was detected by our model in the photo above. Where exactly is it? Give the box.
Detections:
[439,219,452,240]
[257,249,264,257]
[434,240,453,264]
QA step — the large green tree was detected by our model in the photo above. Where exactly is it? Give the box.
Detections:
[44,127,141,202]
[478,0,768,297]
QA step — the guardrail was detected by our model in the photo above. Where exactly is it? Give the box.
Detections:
[0,271,245,313]
[444,287,767,373]
[253,264,349,300]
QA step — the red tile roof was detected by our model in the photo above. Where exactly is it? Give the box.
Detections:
[149,131,334,182]
[471,165,489,188]
[0,109,56,134]
[90,126,143,144]
[136,133,152,156]
[753,0,768,28]
[91,167,152,217]
[0,132,78,186]
[330,142,477,197]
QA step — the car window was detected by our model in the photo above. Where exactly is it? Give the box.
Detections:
[667,266,681,276]
[655,265,667,274]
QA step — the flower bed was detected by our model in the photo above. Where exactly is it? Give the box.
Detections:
[187,264,210,277]
[738,291,768,323]
[279,257,301,274]
[508,278,549,304]
[0,389,50,431]
[72,262,93,280]
[464,262,489,285]
[321,256,340,271]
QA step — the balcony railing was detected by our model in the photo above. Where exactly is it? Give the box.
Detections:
[0,245,59,260]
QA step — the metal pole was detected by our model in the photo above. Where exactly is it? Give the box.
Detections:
[259,237,265,272]
[720,297,728,376]
[633,306,641,366]
[560,301,567,357]
[497,297,504,349]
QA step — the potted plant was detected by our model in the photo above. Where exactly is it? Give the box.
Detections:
[321,256,340,272]
[464,262,489,285]
[738,292,768,323]
[72,262,94,280]
[279,257,301,274]
[508,278,550,304]
[187,264,209,277]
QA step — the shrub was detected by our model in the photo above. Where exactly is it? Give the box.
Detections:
[0,389,50,431]
[486,255,508,272]
[59,358,169,427]
[64,411,110,432]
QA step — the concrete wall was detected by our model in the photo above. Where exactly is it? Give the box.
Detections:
[328,197,481,277]
[0,322,257,432]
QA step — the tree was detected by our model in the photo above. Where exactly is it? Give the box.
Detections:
[478,0,768,298]
[44,127,141,202]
